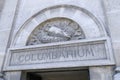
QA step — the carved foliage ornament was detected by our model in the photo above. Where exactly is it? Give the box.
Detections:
[27,18,85,45]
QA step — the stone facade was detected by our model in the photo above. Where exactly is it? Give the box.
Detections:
[0,0,120,80]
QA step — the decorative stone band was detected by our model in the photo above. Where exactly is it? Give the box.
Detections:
[3,37,115,71]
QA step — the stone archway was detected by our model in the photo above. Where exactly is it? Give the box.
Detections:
[3,5,115,80]
[11,5,107,47]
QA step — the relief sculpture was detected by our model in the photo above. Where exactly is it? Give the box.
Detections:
[27,18,85,45]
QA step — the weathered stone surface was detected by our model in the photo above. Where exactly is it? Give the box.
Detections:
[4,71,21,80]
[114,73,120,80]
[0,0,118,80]
[89,66,113,80]
[0,0,18,72]
[0,0,4,13]
[104,0,120,67]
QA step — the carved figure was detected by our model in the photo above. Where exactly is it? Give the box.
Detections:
[38,25,76,43]
[27,18,85,45]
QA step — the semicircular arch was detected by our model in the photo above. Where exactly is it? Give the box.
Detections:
[12,5,107,47]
